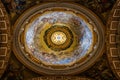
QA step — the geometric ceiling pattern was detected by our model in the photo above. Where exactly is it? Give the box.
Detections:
[107,0,120,79]
[0,0,120,80]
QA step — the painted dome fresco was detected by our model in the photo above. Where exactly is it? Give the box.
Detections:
[13,3,105,75]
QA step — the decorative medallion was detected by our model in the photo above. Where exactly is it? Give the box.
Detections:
[13,3,104,75]
[0,0,11,78]
[107,0,120,79]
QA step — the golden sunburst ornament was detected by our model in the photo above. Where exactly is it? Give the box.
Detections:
[51,31,67,45]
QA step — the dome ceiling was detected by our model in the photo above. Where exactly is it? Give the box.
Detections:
[13,3,105,75]
[25,10,94,66]
[1,0,120,80]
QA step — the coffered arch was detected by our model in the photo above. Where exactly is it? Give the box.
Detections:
[107,0,120,79]
[0,0,11,78]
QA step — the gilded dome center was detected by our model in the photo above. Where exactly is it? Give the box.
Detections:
[51,31,67,45]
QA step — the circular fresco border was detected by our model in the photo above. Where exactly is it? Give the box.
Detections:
[0,0,11,78]
[13,3,105,75]
[107,0,120,79]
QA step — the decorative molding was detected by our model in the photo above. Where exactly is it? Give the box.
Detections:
[110,21,119,30]
[110,48,118,57]
[30,76,91,80]
[113,9,120,17]
[0,21,7,30]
